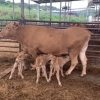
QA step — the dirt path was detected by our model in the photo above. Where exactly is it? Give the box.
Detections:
[0,57,100,100]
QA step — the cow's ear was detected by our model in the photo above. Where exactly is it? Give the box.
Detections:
[13,22,19,29]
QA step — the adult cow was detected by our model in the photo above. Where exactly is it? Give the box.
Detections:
[0,22,91,76]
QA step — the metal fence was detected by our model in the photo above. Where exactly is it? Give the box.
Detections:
[0,19,100,59]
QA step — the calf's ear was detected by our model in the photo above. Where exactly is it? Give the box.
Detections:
[13,22,19,29]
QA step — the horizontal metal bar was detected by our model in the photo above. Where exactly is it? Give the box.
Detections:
[90,39,100,42]
[88,45,100,47]
[87,56,100,59]
[87,50,100,53]
[0,50,18,53]
[0,46,19,48]
[92,34,100,36]
[0,40,18,43]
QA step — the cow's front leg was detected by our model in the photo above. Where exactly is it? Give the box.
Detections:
[65,56,78,75]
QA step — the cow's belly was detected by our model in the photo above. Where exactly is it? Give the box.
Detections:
[38,46,69,55]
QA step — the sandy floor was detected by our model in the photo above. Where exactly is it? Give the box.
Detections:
[0,56,100,100]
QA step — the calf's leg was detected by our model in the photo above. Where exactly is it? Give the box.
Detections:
[41,65,49,82]
[36,66,40,83]
[9,62,18,79]
[18,62,24,79]
[56,66,62,86]
[48,65,54,82]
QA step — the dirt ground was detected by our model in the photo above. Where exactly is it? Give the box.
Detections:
[0,54,100,100]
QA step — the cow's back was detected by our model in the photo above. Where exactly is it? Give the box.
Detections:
[18,25,91,55]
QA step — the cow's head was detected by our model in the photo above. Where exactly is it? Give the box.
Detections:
[0,22,19,39]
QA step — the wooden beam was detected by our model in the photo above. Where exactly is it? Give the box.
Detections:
[0,67,12,79]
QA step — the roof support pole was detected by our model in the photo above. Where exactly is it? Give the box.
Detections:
[45,3,47,20]
[67,1,69,21]
[28,0,30,19]
[59,0,62,21]
[69,1,72,21]
[37,3,40,20]
[95,4,97,21]
[98,0,100,21]
[12,0,15,19]
[64,0,67,21]
[50,0,52,22]
[21,0,24,19]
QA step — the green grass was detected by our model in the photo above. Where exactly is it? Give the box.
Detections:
[0,4,87,22]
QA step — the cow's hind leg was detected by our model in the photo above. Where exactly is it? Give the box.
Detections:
[65,56,78,75]
[79,44,88,76]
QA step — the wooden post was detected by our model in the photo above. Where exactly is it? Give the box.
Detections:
[19,43,22,52]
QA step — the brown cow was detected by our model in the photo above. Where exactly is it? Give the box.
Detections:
[0,22,91,76]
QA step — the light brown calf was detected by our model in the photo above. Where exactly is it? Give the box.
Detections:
[9,52,26,79]
[48,55,70,86]
[31,54,54,83]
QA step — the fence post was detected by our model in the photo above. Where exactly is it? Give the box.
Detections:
[19,43,21,52]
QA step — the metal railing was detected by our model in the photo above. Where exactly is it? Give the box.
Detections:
[0,19,100,59]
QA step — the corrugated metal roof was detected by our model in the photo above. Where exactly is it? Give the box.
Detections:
[31,0,81,4]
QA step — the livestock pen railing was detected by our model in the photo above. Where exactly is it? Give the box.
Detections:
[0,19,100,59]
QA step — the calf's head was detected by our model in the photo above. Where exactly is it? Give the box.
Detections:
[0,22,19,39]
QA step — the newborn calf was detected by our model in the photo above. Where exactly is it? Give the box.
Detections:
[9,52,26,79]
[31,54,54,83]
[49,55,70,86]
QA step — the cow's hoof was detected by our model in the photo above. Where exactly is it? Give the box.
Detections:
[65,71,71,76]
[81,73,86,77]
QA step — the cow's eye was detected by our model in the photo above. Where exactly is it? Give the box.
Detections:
[7,27,10,30]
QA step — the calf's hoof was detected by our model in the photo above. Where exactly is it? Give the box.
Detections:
[21,76,24,79]
[48,78,51,82]
[58,82,62,87]
[9,76,12,80]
